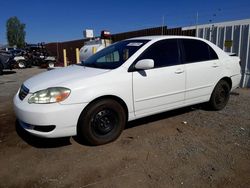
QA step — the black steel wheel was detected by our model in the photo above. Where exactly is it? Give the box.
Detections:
[209,80,230,110]
[78,99,126,145]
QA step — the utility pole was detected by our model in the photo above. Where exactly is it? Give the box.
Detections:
[195,12,199,37]
[161,15,165,35]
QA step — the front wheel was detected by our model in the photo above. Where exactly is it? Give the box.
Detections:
[78,99,126,145]
[209,80,230,110]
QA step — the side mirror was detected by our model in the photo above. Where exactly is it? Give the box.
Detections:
[134,59,154,70]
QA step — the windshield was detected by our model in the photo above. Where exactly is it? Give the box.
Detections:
[81,39,149,69]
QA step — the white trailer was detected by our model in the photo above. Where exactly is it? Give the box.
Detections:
[79,39,111,62]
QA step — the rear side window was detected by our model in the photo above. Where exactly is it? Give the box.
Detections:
[209,46,219,60]
[182,39,218,63]
[137,39,180,68]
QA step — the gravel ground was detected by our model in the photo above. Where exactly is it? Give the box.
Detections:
[0,67,249,188]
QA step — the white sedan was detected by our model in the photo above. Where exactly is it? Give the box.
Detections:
[13,36,241,145]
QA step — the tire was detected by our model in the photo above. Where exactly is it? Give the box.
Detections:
[78,99,126,145]
[18,60,26,69]
[27,61,32,68]
[0,65,3,75]
[209,80,230,110]
[48,61,55,68]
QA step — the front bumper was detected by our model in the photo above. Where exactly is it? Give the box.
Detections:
[13,93,88,138]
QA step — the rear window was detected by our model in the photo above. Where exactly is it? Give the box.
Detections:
[182,39,218,63]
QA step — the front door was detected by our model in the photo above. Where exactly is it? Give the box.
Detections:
[132,39,185,117]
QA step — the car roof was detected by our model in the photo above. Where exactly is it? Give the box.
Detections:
[126,35,203,42]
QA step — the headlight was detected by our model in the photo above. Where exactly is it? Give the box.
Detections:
[28,87,71,104]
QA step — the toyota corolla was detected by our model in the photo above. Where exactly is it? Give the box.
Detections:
[13,36,241,145]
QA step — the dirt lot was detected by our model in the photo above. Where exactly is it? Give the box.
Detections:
[0,68,249,188]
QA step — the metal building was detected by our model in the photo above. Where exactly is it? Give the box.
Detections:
[182,19,250,88]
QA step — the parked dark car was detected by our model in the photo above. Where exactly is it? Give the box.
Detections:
[8,49,32,69]
[25,45,56,68]
[0,51,15,75]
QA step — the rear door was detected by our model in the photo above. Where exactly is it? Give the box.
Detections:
[132,39,185,116]
[180,39,222,104]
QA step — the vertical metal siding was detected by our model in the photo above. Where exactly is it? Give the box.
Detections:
[243,25,250,87]
[211,26,217,44]
[232,25,240,55]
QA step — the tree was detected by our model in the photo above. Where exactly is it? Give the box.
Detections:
[6,16,26,48]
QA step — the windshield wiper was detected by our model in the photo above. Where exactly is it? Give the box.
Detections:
[81,62,99,68]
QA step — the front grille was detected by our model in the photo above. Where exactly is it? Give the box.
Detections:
[19,84,29,100]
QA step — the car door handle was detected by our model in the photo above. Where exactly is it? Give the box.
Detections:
[212,63,219,68]
[175,69,184,74]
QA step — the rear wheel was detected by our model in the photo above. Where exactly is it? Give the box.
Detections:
[18,60,26,69]
[209,80,230,110]
[78,99,126,145]
[48,61,55,68]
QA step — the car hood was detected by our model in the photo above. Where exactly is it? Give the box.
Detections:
[23,65,110,92]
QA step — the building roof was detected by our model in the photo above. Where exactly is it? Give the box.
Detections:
[182,18,250,30]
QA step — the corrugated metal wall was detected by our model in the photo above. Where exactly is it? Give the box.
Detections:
[111,27,195,42]
[111,26,167,42]
[183,19,250,87]
[46,39,88,64]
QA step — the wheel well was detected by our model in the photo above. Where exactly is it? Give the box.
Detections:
[77,95,129,131]
[90,95,128,120]
[220,77,232,90]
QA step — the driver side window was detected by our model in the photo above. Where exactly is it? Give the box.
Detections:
[137,39,180,68]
